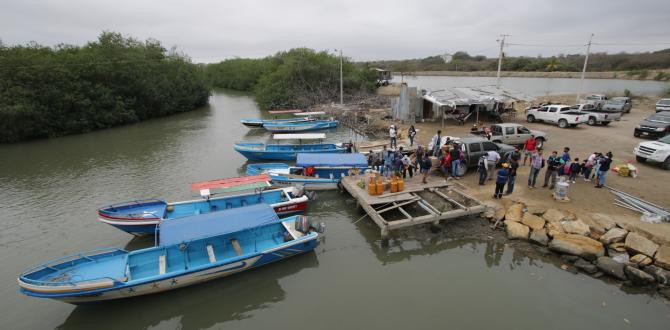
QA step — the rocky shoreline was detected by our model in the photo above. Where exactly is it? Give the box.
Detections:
[484,201,670,299]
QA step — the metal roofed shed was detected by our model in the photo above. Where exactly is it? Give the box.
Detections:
[296,153,368,167]
[158,204,280,246]
[273,133,326,140]
[419,86,533,124]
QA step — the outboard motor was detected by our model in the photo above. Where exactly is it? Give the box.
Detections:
[305,190,317,201]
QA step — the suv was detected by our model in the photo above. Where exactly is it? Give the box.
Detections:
[656,99,670,113]
[633,135,670,170]
[634,111,670,138]
[453,136,516,175]
[604,97,632,113]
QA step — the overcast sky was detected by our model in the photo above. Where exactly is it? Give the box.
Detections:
[1,0,669,63]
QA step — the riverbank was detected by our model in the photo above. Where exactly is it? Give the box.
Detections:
[401,69,670,81]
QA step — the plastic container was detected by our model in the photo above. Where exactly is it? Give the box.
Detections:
[368,178,377,195]
[390,177,398,193]
[554,181,569,199]
[375,179,384,195]
[397,177,405,191]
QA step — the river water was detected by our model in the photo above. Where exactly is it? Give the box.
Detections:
[1,88,669,329]
[396,75,669,96]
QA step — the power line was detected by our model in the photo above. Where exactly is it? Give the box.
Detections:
[592,42,670,46]
[506,43,587,48]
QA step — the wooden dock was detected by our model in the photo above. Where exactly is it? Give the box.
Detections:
[340,174,488,239]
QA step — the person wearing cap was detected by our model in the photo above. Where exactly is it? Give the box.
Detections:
[494,163,509,199]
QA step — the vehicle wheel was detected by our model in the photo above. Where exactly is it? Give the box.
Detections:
[558,119,568,128]
[457,162,468,176]
[535,138,544,149]
[664,157,670,170]
[636,156,646,163]
[602,121,610,126]
[587,117,596,126]
[527,115,535,123]
[633,131,641,137]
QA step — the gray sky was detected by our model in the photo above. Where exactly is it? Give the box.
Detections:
[1,0,669,63]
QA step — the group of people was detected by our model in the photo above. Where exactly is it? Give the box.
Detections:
[380,125,615,200]
[367,145,415,180]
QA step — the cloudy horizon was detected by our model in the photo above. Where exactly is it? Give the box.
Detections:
[1,0,669,63]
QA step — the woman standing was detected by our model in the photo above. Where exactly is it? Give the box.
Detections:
[408,125,416,147]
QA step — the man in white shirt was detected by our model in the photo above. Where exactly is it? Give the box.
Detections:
[389,125,397,149]
[485,150,500,180]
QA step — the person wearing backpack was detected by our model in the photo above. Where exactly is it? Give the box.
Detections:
[527,149,544,188]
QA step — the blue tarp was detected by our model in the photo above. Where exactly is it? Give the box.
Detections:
[159,204,280,246]
[296,153,367,167]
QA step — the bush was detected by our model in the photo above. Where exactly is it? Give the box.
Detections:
[0,32,210,142]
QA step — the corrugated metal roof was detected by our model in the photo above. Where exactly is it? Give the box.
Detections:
[423,85,532,107]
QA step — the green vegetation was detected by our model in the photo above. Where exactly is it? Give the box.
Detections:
[368,49,670,73]
[0,32,210,143]
[205,48,377,109]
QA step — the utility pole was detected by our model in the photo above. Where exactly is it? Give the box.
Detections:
[496,34,509,89]
[339,49,344,105]
[576,33,594,103]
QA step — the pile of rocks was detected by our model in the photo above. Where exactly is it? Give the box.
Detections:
[487,202,670,293]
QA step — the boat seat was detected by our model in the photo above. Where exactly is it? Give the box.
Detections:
[159,255,166,275]
[206,245,216,263]
[230,239,243,256]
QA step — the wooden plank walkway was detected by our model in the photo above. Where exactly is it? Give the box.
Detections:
[340,174,487,239]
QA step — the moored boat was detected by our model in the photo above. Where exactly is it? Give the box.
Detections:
[262,119,338,133]
[19,204,321,304]
[234,133,345,161]
[247,153,368,190]
[240,117,311,128]
[98,174,309,235]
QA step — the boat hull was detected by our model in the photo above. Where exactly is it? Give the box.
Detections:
[21,237,318,304]
[99,200,308,236]
[263,120,338,133]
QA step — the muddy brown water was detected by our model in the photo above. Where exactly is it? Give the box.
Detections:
[1,89,669,329]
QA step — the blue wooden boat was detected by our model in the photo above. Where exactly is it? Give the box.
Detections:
[18,204,321,304]
[240,117,310,128]
[234,133,345,161]
[247,153,368,190]
[97,175,309,235]
[262,119,338,132]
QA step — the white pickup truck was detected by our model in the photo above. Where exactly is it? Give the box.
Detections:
[526,104,588,128]
[571,104,622,126]
[633,135,670,170]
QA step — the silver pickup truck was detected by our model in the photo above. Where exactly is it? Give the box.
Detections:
[571,104,621,126]
[473,123,548,149]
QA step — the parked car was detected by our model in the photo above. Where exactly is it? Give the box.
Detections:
[633,134,670,170]
[656,98,670,113]
[526,104,588,128]
[452,136,516,175]
[603,97,632,113]
[580,94,608,109]
[634,111,670,138]
[570,103,621,126]
[472,123,548,149]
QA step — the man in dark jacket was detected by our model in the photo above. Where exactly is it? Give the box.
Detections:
[449,145,462,179]
[542,151,562,189]
[596,152,613,188]
[506,159,519,194]
[494,163,509,199]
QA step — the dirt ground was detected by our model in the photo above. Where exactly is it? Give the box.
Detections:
[385,95,670,245]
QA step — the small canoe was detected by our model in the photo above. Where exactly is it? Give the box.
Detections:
[263,120,338,133]
[240,117,310,128]
[247,153,368,190]
[19,204,321,304]
[98,175,309,235]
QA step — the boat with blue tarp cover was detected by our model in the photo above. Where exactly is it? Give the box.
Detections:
[18,204,321,304]
[234,133,345,161]
[247,153,368,190]
[97,174,309,235]
[262,119,338,132]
